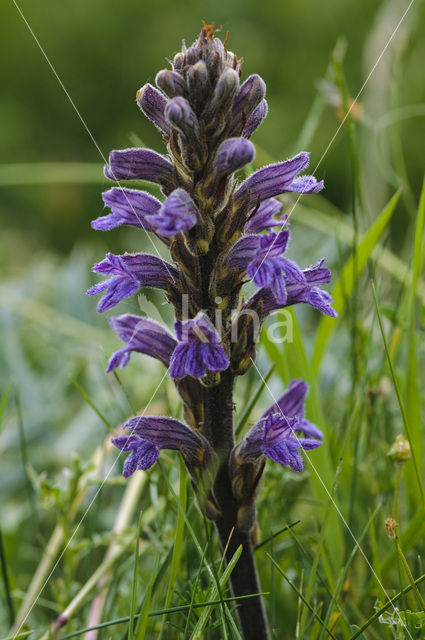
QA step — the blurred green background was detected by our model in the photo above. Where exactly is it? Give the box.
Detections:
[1,0,424,261]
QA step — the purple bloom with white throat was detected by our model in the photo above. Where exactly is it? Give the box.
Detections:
[107,314,176,372]
[92,187,161,231]
[147,188,198,237]
[87,252,178,312]
[169,311,229,379]
[228,230,305,303]
[112,416,213,477]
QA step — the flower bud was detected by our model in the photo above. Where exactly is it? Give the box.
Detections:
[136,84,169,134]
[187,61,210,111]
[155,69,186,98]
[214,137,255,175]
[388,434,411,463]
[230,74,266,135]
[165,97,207,171]
[202,68,240,138]
[242,99,268,138]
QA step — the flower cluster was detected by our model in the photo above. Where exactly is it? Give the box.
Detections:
[88,25,336,516]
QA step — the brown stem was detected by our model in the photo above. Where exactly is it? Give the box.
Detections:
[203,370,269,640]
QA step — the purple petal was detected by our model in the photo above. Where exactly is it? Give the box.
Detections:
[136,83,169,134]
[107,315,177,372]
[92,188,161,231]
[104,148,174,189]
[186,344,206,378]
[169,344,189,379]
[286,175,324,194]
[242,99,268,138]
[299,419,323,440]
[245,198,282,233]
[111,435,141,451]
[235,152,310,206]
[231,74,266,135]
[227,235,261,270]
[263,380,308,420]
[147,188,198,237]
[262,441,290,466]
[214,138,255,175]
[87,253,178,312]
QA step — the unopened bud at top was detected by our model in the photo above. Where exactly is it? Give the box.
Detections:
[136,84,169,134]
[155,69,186,98]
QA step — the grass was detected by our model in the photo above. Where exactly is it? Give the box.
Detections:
[1,4,425,639]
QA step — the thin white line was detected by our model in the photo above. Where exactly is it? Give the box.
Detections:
[11,0,176,284]
[250,358,414,638]
[12,368,170,638]
[248,0,415,285]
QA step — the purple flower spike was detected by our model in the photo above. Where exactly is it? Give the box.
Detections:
[228,231,305,304]
[136,84,170,134]
[147,188,198,237]
[214,138,256,175]
[238,392,322,472]
[87,253,178,312]
[242,99,268,138]
[245,197,282,233]
[169,311,229,379]
[92,187,161,231]
[104,148,174,190]
[235,152,323,207]
[107,314,177,372]
[112,416,213,477]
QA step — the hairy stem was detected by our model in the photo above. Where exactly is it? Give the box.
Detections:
[203,369,269,640]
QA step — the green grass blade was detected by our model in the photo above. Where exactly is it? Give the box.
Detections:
[70,378,114,433]
[0,382,13,434]
[158,457,187,638]
[235,363,275,435]
[134,557,159,640]
[190,545,243,639]
[371,280,425,509]
[128,512,143,640]
[405,176,425,484]
[266,553,338,640]
[350,573,425,640]
[0,529,15,627]
[312,190,401,373]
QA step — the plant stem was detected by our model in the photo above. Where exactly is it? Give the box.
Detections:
[203,369,269,640]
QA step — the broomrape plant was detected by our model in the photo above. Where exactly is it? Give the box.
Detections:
[88,24,337,639]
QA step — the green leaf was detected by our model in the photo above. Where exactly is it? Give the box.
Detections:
[312,189,401,373]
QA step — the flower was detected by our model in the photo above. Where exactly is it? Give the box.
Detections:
[234,152,324,208]
[236,380,322,472]
[107,314,176,372]
[246,258,338,318]
[244,198,284,233]
[92,187,161,231]
[87,252,178,312]
[147,188,198,237]
[169,311,229,379]
[228,230,305,303]
[112,416,213,477]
